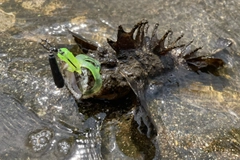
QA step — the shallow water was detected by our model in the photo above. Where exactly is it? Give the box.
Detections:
[0,0,240,159]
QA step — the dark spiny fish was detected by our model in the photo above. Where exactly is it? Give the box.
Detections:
[66,20,236,159]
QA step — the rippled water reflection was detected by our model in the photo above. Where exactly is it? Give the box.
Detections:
[0,0,240,159]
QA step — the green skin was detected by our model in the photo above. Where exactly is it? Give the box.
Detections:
[57,48,102,97]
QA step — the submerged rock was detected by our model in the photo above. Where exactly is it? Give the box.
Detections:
[0,9,15,32]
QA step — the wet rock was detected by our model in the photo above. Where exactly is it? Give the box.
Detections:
[0,93,54,159]
[21,0,45,11]
[57,140,71,155]
[20,0,63,15]
[215,37,233,49]
[28,129,53,152]
[0,9,15,32]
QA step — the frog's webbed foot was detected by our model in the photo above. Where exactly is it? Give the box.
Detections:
[107,20,148,53]
[68,29,98,54]
[150,24,185,55]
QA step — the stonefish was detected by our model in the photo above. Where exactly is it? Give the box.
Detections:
[51,20,240,159]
